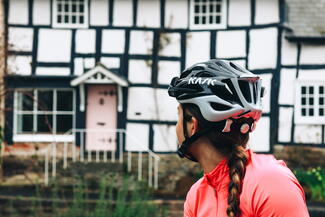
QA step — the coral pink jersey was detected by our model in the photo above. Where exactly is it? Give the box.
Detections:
[184,149,310,217]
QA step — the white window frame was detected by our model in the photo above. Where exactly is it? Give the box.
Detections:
[52,0,89,29]
[294,81,325,124]
[13,88,76,142]
[189,0,227,30]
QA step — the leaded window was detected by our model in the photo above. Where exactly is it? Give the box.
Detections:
[53,0,89,28]
[295,82,325,124]
[190,0,227,29]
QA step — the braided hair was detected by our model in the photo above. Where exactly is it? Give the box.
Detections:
[182,103,250,217]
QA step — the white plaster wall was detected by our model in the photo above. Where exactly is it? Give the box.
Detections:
[228,0,251,26]
[36,67,70,76]
[128,60,152,84]
[153,124,177,152]
[249,117,270,152]
[8,27,33,52]
[278,107,293,142]
[127,87,177,121]
[7,55,32,75]
[127,87,156,120]
[37,29,72,62]
[298,69,325,81]
[255,0,279,24]
[9,0,28,25]
[158,33,181,57]
[165,0,188,29]
[113,0,133,26]
[100,57,120,68]
[300,44,325,65]
[281,36,298,66]
[74,58,84,76]
[186,32,210,67]
[278,69,296,105]
[216,30,246,58]
[259,73,272,113]
[129,30,153,54]
[158,61,180,85]
[248,28,277,69]
[90,0,109,26]
[126,123,149,151]
[294,125,322,144]
[101,30,125,53]
[75,29,96,54]
[137,0,160,28]
[84,58,95,69]
[156,88,178,121]
[33,0,51,25]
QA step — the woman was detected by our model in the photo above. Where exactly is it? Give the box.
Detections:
[168,59,309,217]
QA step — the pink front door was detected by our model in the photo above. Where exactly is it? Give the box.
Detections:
[86,85,117,151]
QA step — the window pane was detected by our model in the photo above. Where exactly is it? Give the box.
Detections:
[17,114,33,133]
[301,86,306,94]
[309,97,314,105]
[309,86,314,94]
[216,4,221,12]
[72,4,77,12]
[194,16,200,24]
[37,115,53,133]
[216,16,220,23]
[202,5,206,13]
[320,108,324,116]
[195,5,200,13]
[309,108,314,116]
[320,97,324,105]
[79,4,84,12]
[301,97,306,105]
[320,86,324,94]
[72,15,77,24]
[209,4,214,13]
[57,15,62,23]
[57,91,73,111]
[64,3,69,11]
[209,15,214,24]
[79,15,84,23]
[18,91,34,111]
[301,108,306,116]
[58,4,62,12]
[37,90,53,111]
[57,115,73,133]
[64,15,69,23]
[202,16,206,24]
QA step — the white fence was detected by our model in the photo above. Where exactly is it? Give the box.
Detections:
[44,128,160,189]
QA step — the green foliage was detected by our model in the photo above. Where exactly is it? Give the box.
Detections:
[294,167,325,202]
[7,175,168,217]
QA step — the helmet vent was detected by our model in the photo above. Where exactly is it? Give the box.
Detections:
[210,102,232,111]
[238,80,252,103]
[196,71,214,77]
[229,62,239,70]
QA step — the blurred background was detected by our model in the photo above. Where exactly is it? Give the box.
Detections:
[0,0,324,216]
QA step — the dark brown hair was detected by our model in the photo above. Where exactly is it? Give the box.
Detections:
[182,103,250,217]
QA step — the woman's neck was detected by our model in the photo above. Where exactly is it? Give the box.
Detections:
[192,140,226,174]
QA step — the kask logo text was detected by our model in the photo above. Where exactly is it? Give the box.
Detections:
[188,77,218,86]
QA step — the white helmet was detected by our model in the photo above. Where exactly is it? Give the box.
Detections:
[168,59,265,123]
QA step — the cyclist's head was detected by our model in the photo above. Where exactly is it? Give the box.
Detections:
[168,59,265,217]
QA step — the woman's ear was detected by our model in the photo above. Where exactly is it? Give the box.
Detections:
[188,116,199,136]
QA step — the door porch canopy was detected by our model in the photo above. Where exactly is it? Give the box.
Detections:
[70,63,129,112]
